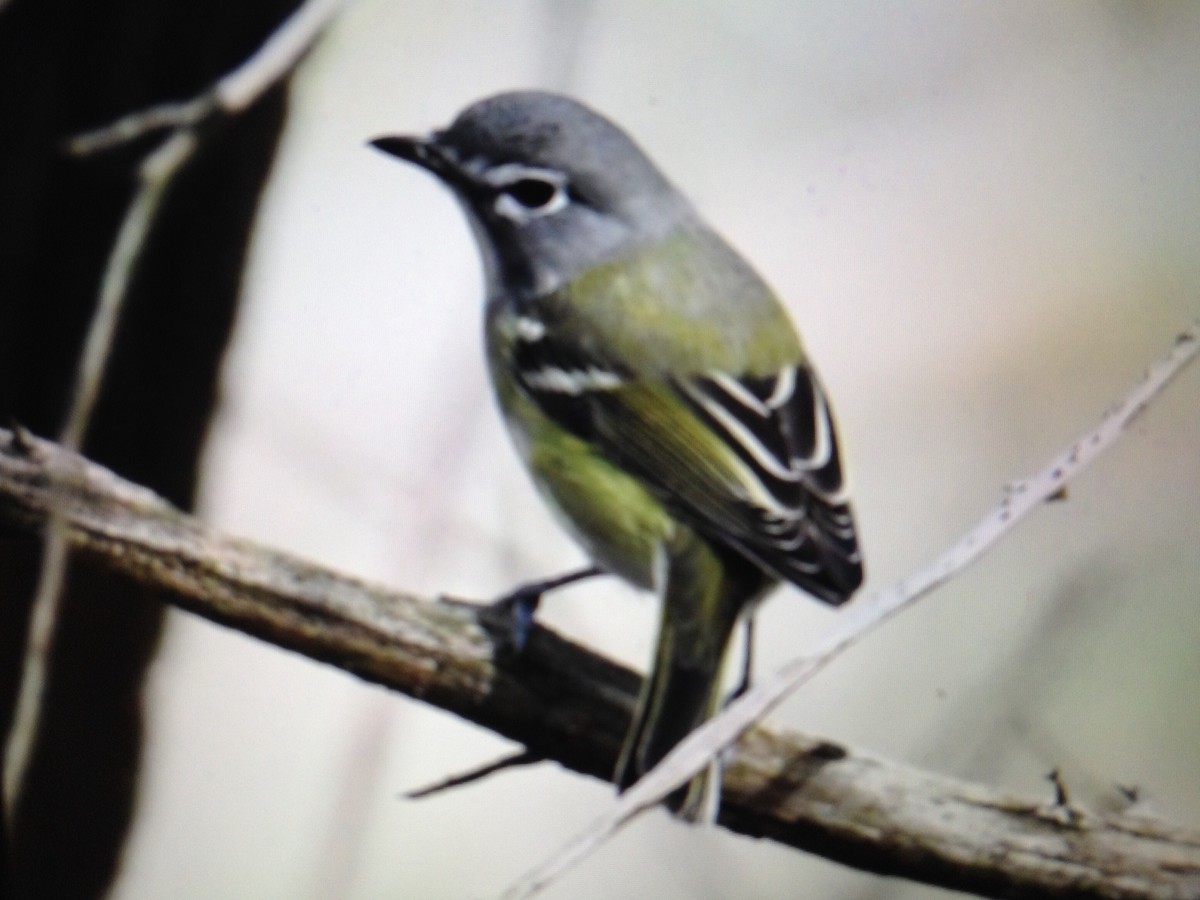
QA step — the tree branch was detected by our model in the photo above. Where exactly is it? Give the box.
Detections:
[1,425,1197,899]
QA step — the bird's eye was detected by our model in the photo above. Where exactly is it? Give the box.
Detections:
[504,177,559,210]
[486,164,569,222]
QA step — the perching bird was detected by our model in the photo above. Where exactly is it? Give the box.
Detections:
[370,91,863,818]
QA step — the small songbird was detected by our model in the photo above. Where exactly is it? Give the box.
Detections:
[370,91,863,818]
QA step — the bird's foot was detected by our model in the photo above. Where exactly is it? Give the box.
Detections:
[485,565,605,655]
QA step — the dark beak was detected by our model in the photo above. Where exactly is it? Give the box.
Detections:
[368,134,462,184]
[368,134,428,164]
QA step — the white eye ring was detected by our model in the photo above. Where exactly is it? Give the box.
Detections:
[486,163,568,222]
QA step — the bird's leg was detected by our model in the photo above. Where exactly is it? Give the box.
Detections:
[701,615,756,808]
[490,564,605,652]
[728,615,755,701]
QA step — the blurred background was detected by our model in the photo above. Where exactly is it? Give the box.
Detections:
[26,2,1200,897]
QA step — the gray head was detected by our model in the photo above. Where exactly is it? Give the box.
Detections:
[370,91,693,295]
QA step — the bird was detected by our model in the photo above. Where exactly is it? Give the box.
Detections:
[370,91,863,819]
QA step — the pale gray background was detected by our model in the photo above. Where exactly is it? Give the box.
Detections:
[112,2,1199,897]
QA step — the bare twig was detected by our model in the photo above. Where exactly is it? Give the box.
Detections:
[215,0,350,112]
[66,0,351,156]
[0,323,1197,900]
[404,750,546,799]
[2,0,350,820]
[498,321,1200,900]
[64,98,213,156]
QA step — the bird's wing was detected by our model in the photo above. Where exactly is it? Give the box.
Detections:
[510,323,863,604]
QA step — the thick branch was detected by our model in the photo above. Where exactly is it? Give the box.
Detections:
[0,427,1196,898]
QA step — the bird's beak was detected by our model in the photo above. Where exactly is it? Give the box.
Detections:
[368,134,428,165]
[369,134,462,183]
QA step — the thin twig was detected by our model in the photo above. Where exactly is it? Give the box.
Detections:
[497,320,1200,900]
[214,0,350,112]
[64,98,213,156]
[66,0,351,156]
[404,750,545,800]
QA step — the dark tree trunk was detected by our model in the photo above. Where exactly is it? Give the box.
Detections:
[0,2,298,895]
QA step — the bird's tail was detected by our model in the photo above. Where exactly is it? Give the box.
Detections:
[614,531,762,820]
